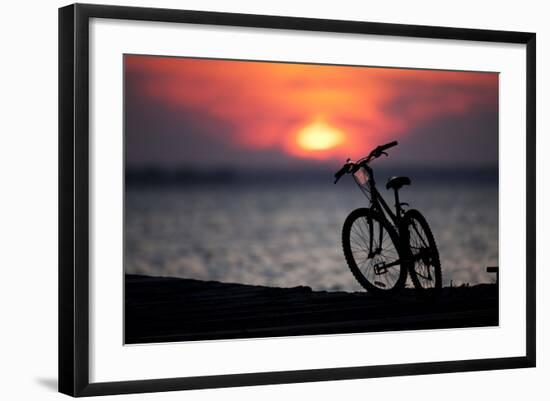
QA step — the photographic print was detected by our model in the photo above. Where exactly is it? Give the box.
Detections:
[123,55,499,344]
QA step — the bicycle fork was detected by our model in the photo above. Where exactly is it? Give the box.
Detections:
[363,215,388,275]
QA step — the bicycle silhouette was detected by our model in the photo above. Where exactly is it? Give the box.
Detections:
[334,141,442,297]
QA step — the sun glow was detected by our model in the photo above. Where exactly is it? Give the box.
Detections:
[296,120,345,152]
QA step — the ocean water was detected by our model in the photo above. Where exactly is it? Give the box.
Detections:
[125,181,498,291]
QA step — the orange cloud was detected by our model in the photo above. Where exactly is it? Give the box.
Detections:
[125,55,498,162]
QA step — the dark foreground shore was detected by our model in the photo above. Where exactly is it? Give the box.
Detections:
[125,274,498,344]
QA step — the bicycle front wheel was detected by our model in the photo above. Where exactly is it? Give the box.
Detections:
[404,209,442,296]
[342,208,407,294]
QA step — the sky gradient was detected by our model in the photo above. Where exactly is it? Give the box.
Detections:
[125,55,498,170]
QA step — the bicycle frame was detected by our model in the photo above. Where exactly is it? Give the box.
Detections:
[352,163,411,274]
[355,163,405,229]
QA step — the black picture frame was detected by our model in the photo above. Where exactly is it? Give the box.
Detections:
[59,3,536,397]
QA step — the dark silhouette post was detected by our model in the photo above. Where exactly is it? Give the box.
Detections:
[487,266,499,284]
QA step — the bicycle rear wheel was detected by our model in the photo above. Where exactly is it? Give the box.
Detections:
[342,208,407,294]
[403,209,442,297]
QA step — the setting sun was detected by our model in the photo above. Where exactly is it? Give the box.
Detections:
[296,120,345,152]
[125,55,499,167]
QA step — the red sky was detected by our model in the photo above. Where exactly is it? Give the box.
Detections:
[124,55,498,169]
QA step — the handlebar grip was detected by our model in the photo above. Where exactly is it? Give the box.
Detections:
[334,165,349,184]
[379,140,398,151]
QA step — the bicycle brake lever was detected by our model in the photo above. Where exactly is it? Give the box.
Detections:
[381,151,388,157]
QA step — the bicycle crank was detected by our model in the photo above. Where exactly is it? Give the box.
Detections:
[373,258,402,275]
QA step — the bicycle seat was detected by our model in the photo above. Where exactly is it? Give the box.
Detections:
[386,176,411,190]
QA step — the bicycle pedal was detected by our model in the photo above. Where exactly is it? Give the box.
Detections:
[374,261,388,275]
[374,281,386,288]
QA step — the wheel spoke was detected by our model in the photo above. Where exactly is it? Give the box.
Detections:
[346,212,403,291]
[406,213,440,291]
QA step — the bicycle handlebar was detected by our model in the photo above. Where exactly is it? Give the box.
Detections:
[377,140,398,153]
[362,140,398,162]
[333,164,350,184]
[334,140,398,184]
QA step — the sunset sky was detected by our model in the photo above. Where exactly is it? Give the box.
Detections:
[124,55,498,170]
